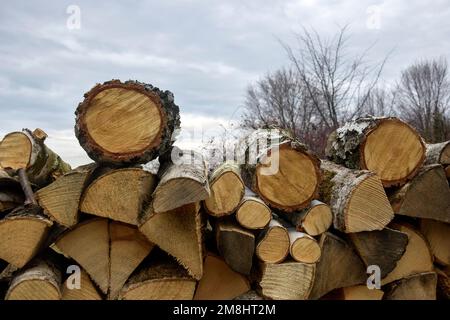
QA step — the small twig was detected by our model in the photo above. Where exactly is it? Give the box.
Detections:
[18,168,37,205]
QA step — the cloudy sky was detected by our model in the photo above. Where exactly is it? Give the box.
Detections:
[1,1,449,166]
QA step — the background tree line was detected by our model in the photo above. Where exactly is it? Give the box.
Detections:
[241,26,450,156]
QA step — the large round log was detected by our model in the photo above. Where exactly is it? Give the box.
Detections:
[326,116,425,187]
[75,80,180,165]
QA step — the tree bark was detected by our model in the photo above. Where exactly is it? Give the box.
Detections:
[425,141,450,165]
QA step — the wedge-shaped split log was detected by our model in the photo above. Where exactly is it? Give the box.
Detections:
[383,272,437,300]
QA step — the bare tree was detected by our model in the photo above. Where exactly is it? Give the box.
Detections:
[396,57,450,142]
[360,86,397,117]
[284,25,387,129]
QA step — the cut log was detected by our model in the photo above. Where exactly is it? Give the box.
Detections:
[80,167,156,225]
[108,222,154,299]
[139,202,203,280]
[309,232,367,300]
[425,141,450,165]
[194,253,250,300]
[54,218,110,293]
[322,285,384,300]
[235,188,271,230]
[62,269,102,300]
[215,219,255,275]
[257,261,315,300]
[0,129,71,187]
[419,219,450,266]
[255,218,290,264]
[349,228,409,278]
[152,149,210,213]
[326,116,425,187]
[36,164,94,227]
[75,80,180,165]
[389,164,450,223]
[382,222,434,285]
[320,160,394,232]
[5,260,61,300]
[119,253,196,300]
[0,206,52,268]
[240,128,321,212]
[279,200,332,236]
[288,228,321,264]
[383,272,437,300]
[204,162,245,217]
[436,267,450,300]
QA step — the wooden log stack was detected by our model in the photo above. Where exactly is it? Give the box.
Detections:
[0,80,448,301]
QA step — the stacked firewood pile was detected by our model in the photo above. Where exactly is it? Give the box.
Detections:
[0,80,449,300]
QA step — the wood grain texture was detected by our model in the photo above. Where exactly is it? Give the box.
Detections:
[383,272,437,300]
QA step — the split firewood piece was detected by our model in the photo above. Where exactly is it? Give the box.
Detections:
[425,141,450,165]
[383,272,437,300]
[255,218,290,264]
[75,80,181,165]
[80,167,156,225]
[36,164,95,227]
[194,253,250,300]
[320,160,394,233]
[240,128,321,212]
[62,269,102,300]
[436,267,450,300]
[0,169,23,212]
[309,232,367,300]
[235,188,271,230]
[139,202,203,280]
[0,206,52,268]
[322,285,384,300]
[152,149,210,213]
[215,219,255,275]
[349,228,409,278]
[390,164,450,223]
[233,290,264,300]
[5,260,62,300]
[257,261,315,300]
[288,228,321,264]
[278,200,332,236]
[120,253,196,300]
[326,116,425,187]
[0,128,71,187]
[204,162,245,217]
[419,219,450,266]
[382,222,434,285]
[54,218,110,293]
[108,222,154,299]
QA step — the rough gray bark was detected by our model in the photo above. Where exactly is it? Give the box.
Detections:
[75,80,180,165]
[425,141,450,165]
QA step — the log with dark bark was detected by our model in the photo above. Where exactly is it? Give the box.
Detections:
[436,267,450,300]
[255,218,290,264]
[235,188,271,230]
[278,200,332,236]
[204,162,245,217]
[36,164,95,227]
[389,164,450,223]
[420,219,450,266]
[382,222,434,285]
[320,160,394,233]
[0,206,52,268]
[240,129,321,212]
[348,228,409,278]
[309,232,367,300]
[288,228,321,264]
[215,219,255,275]
[119,252,196,300]
[0,169,23,212]
[326,116,425,187]
[79,167,156,225]
[256,261,315,300]
[139,202,203,280]
[0,129,71,187]
[152,149,210,213]
[75,80,180,165]
[425,141,450,165]
[194,253,250,300]
[383,272,437,300]
[5,259,62,300]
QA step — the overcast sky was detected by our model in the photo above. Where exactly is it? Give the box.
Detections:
[1,1,450,166]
